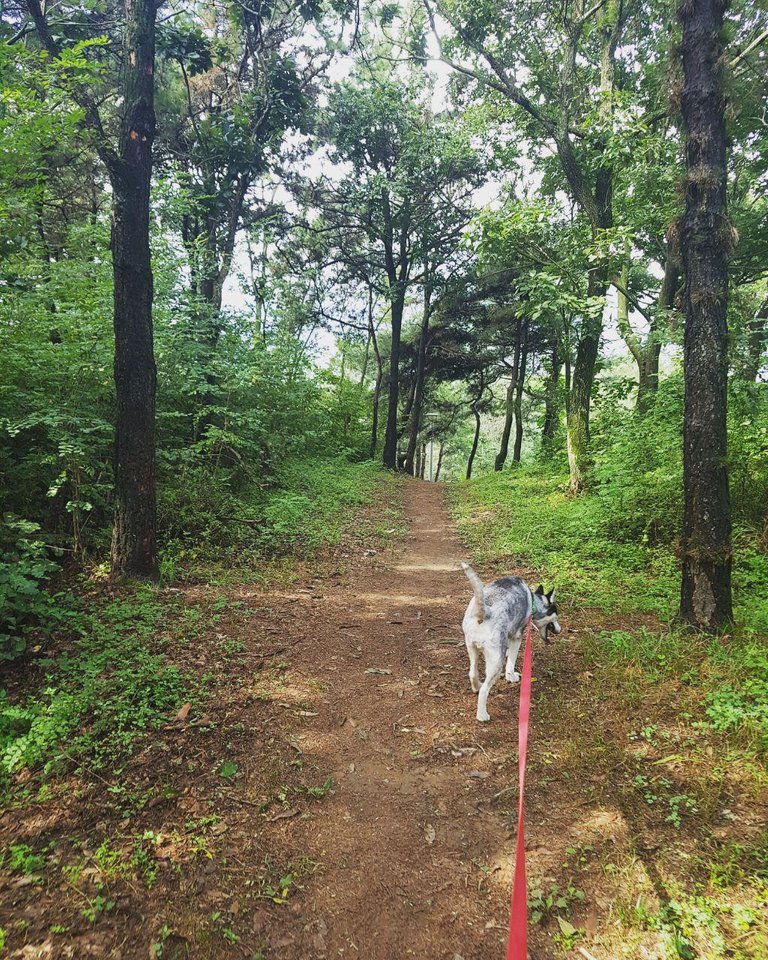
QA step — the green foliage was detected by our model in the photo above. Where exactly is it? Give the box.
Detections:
[0,588,185,780]
[0,516,60,659]
[1,843,46,876]
[259,458,380,554]
[450,465,679,617]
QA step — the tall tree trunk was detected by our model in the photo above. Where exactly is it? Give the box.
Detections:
[617,252,680,413]
[368,288,383,458]
[434,442,444,482]
[466,407,482,480]
[414,441,422,480]
[567,268,605,493]
[561,0,621,492]
[678,0,733,630]
[494,316,522,471]
[382,193,409,470]
[383,284,405,469]
[110,0,159,579]
[26,0,159,578]
[466,374,485,481]
[419,442,427,480]
[404,277,433,475]
[512,325,529,463]
[542,341,562,446]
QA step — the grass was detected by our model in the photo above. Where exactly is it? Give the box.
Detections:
[159,456,388,581]
[0,586,186,786]
[450,461,768,959]
[2,457,392,793]
[449,464,768,751]
[448,465,768,630]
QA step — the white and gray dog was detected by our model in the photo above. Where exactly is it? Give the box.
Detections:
[461,563,561,722]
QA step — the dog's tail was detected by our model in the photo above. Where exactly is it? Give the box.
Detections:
[461,562,485,624]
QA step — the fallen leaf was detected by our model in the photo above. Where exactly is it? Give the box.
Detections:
[176,702,191,722]
[557,917,577,937]
[466,770,490,779]
[269,808,300,822]
[365,667,392,675]
[424,824,436,845]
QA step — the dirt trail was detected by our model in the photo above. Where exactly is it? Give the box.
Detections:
[2,477,636,959]
[259,478,571,960]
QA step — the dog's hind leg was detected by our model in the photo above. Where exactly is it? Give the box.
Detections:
[505,630,522,683]
[466,640,481,693]
[476,646,504,722]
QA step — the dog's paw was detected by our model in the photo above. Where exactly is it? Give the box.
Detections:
[470,678,480,693]
[505,670,521,683]
[476,710,491,722]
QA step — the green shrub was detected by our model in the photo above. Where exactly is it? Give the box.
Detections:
[0,516,60,659]
[1,588,185,778]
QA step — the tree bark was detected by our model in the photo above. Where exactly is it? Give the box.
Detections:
[110,0,159,579]
[26,0,160,578]
[542,341,562,446]
[404,276,433,475]
[466,374,485,480]
[383,283,406,469]
[434,441,444,481]
[494,315,522,471]
[566,269,603,493]
[512,321,529,463]
[382,192,410,470]
[368,287,383,458]
[678,0,733,629]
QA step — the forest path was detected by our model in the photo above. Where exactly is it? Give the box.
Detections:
[3,477,636,960]
[240,478,592,960]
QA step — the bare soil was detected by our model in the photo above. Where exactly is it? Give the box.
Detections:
[2,478,765,960]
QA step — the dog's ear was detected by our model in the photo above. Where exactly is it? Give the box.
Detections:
[535,584,544,596]
[547,588,556,602]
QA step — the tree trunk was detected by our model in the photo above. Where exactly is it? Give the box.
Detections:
[566,280,601,494]
[494,316,522,471]
[419,442,427,480]
[368,288,383,458]
[512,321,529,463]
[414,441,422,480]
[542,341,562,446]
[678,0,733,630]
[26,0,159,579]
[466,408,481,480]
[617,251,680,413]
[404,278,433,475]
[466,374,485,481]
[110,0,159,579]
[434,442,444,482]
[383,283,405,469]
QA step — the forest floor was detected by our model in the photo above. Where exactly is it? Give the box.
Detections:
[2,478,766,959]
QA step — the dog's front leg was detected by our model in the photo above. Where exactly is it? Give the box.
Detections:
[505,631,522,682]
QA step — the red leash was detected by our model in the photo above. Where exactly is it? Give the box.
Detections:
[507,616,533,960]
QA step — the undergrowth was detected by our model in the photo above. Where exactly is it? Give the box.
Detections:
[449,463,768,751]
[1,458,387,795]
[159,456,384,579]
[0,587,186,789]
[451,459,768,958]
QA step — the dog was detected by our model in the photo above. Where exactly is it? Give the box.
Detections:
[461,562,561,722]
